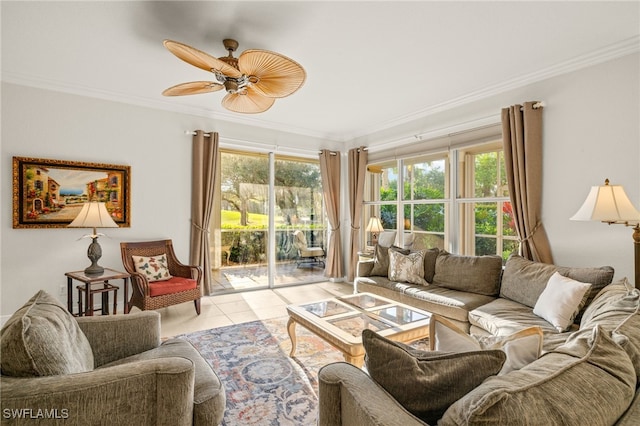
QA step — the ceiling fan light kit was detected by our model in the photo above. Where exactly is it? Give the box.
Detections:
[162,39,306,114]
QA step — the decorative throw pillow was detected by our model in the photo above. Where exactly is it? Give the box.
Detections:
[388,249,427,285]
[370,245,409,277]
[132,254,172,282]
[0,290,94,377]
[429,315,543,375]
[362,329,505,425]
[533,272,592,332]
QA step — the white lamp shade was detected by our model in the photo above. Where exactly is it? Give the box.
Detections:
[571,182,640,223]
[366,216,384,233]
[68,202,119,229]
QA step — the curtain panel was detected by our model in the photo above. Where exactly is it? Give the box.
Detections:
[347,147,368,281]
[319,150,343,278]
[189,130,219,295]
[502,102,553,264]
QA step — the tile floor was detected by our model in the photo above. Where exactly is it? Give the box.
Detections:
[142,281,353,338]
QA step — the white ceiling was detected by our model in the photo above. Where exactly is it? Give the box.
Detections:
[2,1,639,142]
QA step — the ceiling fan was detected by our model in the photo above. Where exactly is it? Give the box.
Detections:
[162,38,306,114]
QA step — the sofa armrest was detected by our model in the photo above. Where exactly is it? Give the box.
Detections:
[76,311,161,367]
[356,259,374,278]
[1,357,194,426]
[318,362,429,426]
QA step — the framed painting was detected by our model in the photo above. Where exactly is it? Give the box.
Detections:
[12,156,131,229]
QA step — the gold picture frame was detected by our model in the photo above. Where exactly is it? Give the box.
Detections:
[12,156,131,229]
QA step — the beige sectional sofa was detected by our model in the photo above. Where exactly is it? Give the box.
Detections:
[320,278,640,425]
[355,250,613,340]
[320,251,640,425]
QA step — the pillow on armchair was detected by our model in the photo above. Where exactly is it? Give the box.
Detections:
[0,290,94,377]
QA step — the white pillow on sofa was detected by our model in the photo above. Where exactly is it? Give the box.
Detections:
[533,272,592,332]
[429,315,543,375]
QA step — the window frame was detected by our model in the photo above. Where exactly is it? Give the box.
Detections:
[363,138,518,259]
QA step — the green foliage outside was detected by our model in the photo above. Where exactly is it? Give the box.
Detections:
[219,153,325,265]
[375,152,517,260]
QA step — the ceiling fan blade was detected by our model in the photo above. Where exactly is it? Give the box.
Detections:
[222,90,276,114]
[162,81,224,96]
[238,50,306,98]
[163,39,242,78]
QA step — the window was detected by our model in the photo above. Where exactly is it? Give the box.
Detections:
[209,150,325,292]
[364,140,517,260]
[456,143,518,259]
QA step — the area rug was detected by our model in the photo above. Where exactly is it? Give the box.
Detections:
[175,316,344,425]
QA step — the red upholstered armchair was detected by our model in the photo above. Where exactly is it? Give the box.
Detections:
[120,240,202,315]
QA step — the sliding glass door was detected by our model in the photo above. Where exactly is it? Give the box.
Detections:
[209,150,325,293]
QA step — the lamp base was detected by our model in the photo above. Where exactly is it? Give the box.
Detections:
[84,236,104,276]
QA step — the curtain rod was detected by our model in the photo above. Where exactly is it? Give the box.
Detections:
[522,101,545,111]
[185,131,211,137]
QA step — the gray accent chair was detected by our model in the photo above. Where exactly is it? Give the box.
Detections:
[0,291,225,425]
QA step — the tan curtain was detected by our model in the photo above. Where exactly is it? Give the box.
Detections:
[502,102,553,263]
[347,147,368,281]
[189,130,219,294]
[319,150,343,278]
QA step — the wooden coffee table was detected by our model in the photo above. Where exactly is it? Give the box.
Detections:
[286,292,431,367]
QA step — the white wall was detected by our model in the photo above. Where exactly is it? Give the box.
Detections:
[2,53,639,317]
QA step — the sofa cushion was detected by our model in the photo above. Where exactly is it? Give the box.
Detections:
[370,245,409,277]
[356,275,495,325]
[500,255,614,322]
[362,329,505,425]
[388,249,427,285]
[581,278,637,329]
[101,338,226,425]
[0,290,94,377]
[429,315,543,375]
[469,297,569,352]
[132,253,173,282]
[533,272,592,332]
[441,326,636,425]
[432,252,502,296]
[580,278,640,377]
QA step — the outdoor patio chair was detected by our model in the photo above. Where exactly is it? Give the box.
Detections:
[292,230,325,268]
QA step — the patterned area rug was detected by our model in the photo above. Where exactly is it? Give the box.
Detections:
[176,317,344,425]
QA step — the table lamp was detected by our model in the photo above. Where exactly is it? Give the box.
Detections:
[570,179,640,288]
[366,216,384,246]
[68,202,119,275]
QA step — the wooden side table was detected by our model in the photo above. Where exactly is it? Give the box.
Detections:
[65,268,131,316]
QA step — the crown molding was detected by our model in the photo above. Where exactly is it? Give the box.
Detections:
[350,36,640,144]
[1,72,344,142]
[3,36,638,146]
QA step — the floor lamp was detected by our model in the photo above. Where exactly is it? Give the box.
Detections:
[570,179,640,289]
